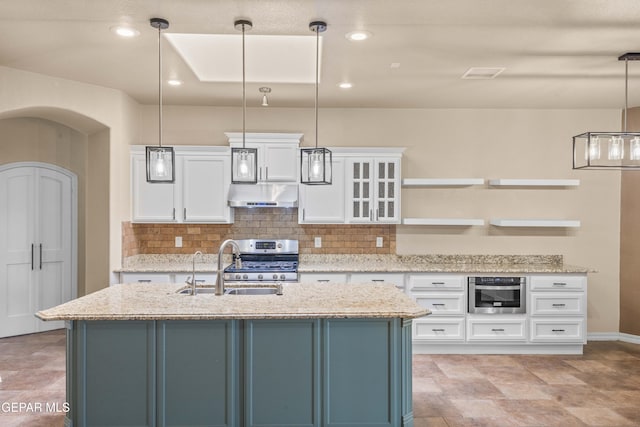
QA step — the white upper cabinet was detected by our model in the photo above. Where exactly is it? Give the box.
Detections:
[299,157,345,223]
[131,146,232,224]
[226,132,301,182]
[346,150,402,224]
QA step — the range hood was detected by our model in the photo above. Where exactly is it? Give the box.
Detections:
[228,183,298,208]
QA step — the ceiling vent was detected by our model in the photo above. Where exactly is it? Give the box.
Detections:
[461,67,505,79]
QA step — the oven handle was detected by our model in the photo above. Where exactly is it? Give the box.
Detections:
[474,285,522,291]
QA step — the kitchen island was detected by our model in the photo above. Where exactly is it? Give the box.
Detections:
[37,282,427,427]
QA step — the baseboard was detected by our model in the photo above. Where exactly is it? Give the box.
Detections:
[587,332,640,344]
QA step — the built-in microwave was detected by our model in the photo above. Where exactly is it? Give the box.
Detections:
[468,276,526,314]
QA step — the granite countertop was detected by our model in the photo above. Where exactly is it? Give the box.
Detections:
[117,254,591,274]
[36,282,428,321]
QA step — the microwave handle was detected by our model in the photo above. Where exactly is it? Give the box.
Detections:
[474,285,522,291]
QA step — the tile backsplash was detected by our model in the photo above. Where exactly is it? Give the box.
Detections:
[122,208,395,258]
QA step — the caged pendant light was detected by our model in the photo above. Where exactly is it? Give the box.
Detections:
[573,53,640,170]
[146,18,175,183]
[301,20,332,185]
[231,19,258,184]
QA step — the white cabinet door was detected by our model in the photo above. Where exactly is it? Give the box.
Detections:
[0,164,74,337]
[346,156,401,223]
[374,158,400,223]
[262,144,298,182]
[131,154,176,222]
[466,317,527,341]
[299,157,345,223]
[182,155,232,223]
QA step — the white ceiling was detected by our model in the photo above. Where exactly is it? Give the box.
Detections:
[3,0,640,109]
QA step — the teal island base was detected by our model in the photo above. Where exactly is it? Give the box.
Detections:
[65,318,414,427]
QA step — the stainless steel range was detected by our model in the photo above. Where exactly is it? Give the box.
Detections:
[223,239,298,282]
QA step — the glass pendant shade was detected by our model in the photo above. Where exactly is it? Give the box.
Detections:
[631,137,640,160]
[231,147,258,183]
[585,137,600,161]
[146,146,175,182]
[608,136,624,160]
[301,147,332,184]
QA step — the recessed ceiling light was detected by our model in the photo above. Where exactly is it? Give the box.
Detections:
[390,63,401,69]
[338,82,353,89]
[110,25,140,38]
[345,31,372,42]
[167,79,183,86]
[461,67,505,79]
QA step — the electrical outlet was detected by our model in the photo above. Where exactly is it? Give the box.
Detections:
[175,236,183,248]
[376,236,383,247]
[314,237,322,248]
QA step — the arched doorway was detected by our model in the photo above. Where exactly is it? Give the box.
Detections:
[0,162,77,337]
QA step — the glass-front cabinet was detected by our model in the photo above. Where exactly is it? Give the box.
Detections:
[347,153,401,223]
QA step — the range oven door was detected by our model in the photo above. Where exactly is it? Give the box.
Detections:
[468,277,526,314]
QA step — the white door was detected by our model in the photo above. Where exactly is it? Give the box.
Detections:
[346,158,374,223]
[262,144,298,182]
[0,164,75,337]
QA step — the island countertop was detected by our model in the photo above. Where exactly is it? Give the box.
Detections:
[36,282,429,321]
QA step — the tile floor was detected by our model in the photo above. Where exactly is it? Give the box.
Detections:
[1,330,640,426]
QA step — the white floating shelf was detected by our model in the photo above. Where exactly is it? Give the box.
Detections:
[488,179,580,187]
[402,178,485,187]
[403,218,485,226]
[489,219,581,228]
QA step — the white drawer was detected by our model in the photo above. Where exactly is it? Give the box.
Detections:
[299,273,348,284]
[350,273,405,288]
[408,274,465,291]
[530,318,585,343]
[529,275,586,291]
[466,317,527,341]
[413,317,465,341]
[530,293,585,316]
[412,293,466,316]
[174,273,217,285]
[119,273,172,283]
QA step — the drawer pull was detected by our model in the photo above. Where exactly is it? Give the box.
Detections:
[138,279,152,283]
[491,328,505,332]
[431,303,446,307]
[552,282,567,286]
[431,328,445,332]
[371,279,385,282]
[551,329,566,332]
[317,279,330,283]
[552,303,566,307]
[195,279,206,284]
[431,282,445,285]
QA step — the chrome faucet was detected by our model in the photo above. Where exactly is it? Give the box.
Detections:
[215,239,242,295]
[185,251,203,295]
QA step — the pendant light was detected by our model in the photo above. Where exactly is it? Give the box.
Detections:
[231,19,258,184]
[259,87,271,107]
[573,52,640,170]
[301,20,332,185]
[146,18,175,183]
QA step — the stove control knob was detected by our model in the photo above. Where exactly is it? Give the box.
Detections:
[279,274,286,280]
[234,274,241,280]
[258,274,263,280]
[277,242,283,248]
[242,274,248,280]
[273,274,279,280]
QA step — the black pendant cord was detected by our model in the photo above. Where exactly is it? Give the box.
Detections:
[314,24,319,151]
[158,23,163,149]
[242,22,246,149]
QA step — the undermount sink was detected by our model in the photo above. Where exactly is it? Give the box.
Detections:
[176,285,282,295]
[225,287,281,295]
[176,287,216,295]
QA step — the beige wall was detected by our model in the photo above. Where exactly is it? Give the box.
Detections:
[0,66,139,286]
[137,105,622,333]
[620,107,640,336]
